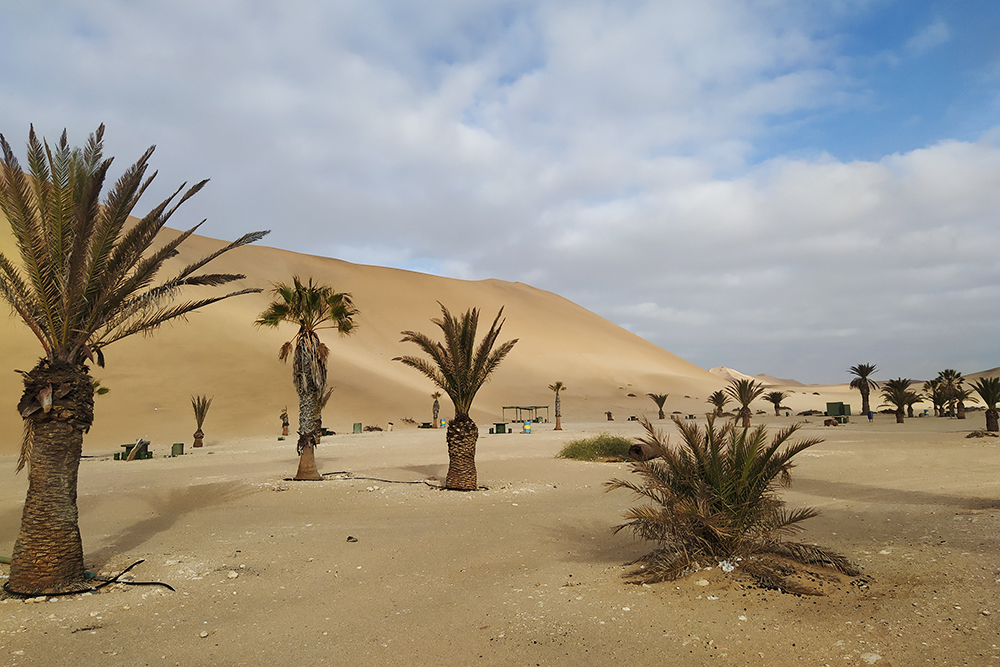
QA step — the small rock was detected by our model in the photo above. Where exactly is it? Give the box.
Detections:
[227,571,239,579]
[346,536,358,543]
[200,630,209,638]
[694,579,710,587]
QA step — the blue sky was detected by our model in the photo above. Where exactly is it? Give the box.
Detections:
[2,0,1000,384]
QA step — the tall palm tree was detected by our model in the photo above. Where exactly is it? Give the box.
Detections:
[431,391,442,428]
[848,363,879,416]
[764,390,788,417]
[394,303,518,490]
[191,395,212,448]
[706,390,730,416]
[725,378,765,427]
[937,369,964,417]
[880,378,915,424]
[549,382,565,430]
[646,392,668,420]
[0,125,267,595]
[971,377,1000,432]
[255,277,357,480]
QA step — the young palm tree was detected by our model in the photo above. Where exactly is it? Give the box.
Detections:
[706,390,730,416]
[255,277,357,480]
[725,378,765,427]
[848,363,879,416]
[953,386,978,420]
[923,379,946,417]
[971,377,1000,432]
[880,378,915,424]
[937,369,964,417]
[764,390,788,417]
[904,390,924,418]
[606,416,857,590]
[549,382,565,430]
[647,392,668,420]
[0,125,267,595]
[394,303,518,490]
[191,395,213,448]
[431,391,442,428]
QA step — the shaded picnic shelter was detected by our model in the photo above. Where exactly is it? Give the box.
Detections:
[502,405,549,423]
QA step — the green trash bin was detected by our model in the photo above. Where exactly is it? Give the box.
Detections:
[353,422,363,434]
[171,443,184,457]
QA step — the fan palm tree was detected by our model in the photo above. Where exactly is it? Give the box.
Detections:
[647,392,668,420]
[848,363,879,416]
[706,390,730,417]
[0,125,267,595]
[549,382,565,430]
[191,395,212,448]
[725,378,765,427]
[606,416,857,589]
[255,277,357,480]
[880,378,915,424]
[394,303,518,490]
[431,391,442,428]
[971,377,1000,432]
[764,390,788,417]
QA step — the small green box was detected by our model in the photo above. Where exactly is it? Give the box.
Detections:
[353,422,363,434]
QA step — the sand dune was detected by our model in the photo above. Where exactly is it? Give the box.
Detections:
[0,227,748,454]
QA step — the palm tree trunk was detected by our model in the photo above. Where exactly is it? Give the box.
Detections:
[294,384,322,480]
[445,412,479,490]
[987,408,999,432]
[740,407,751,428]
[860,386,871,416]
[554,394,562,430]
[896,408,904,424]
[193,428,204,448]
[9,362,93,595]
[432,400,440,428]
[957,401,966,419]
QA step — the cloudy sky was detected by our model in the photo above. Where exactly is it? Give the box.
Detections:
[3,0,1000,383]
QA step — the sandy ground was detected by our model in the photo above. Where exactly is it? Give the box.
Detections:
[0,414,997,666]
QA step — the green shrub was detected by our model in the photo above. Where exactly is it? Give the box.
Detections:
[606,416,858,593]
[556,433,632,461]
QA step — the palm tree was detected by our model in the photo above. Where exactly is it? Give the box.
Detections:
[971,377,1000,432]
[725,378,765,427]
[549,382,565,430]
[937,369,964,417]
[255,277,357,480]
[923,379,946,417]
[431,391,442,428]
[953,386,978,420]
[191,395,213,448]
[606,416,857,589]
[706,390,730,416]
[903,390,924,418]
[647,392,668,420]
[848,364,879,416]
[764,390,788,417]
[880,378,915,424]
[0,125,267,595]
[394,303,518,490]
[315,386,335,439]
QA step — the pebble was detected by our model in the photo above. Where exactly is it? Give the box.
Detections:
[694,579,709,587]
[200,630,209,638]
[228,571,239,579]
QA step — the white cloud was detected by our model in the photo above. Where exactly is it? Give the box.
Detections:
[905,17,951,57]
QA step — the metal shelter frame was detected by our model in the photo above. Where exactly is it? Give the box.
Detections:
[501,405,550,423]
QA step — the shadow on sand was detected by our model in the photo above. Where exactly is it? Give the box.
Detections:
[796,477,1000,511]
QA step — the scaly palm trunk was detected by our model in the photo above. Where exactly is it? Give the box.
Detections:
[987,408,999,432]
[957,401,966,420]
[859,386,871,416]
[9,362,94,595]
[193,428,205,448]
[740,407,751,428]
[295,384,321,480]
[554,393,562,430]
[895,408,904,424]
[445,412,479,490]
[432,400,440,428]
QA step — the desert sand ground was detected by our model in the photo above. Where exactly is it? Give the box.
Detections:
[0,413,997,667]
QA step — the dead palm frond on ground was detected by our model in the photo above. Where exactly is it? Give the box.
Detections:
[606,416,858,594]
